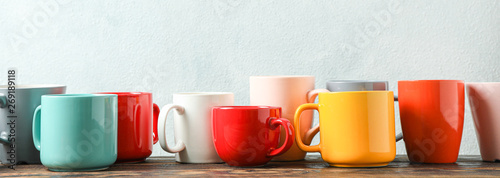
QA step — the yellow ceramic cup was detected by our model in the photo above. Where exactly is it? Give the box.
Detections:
[294,91,396,167]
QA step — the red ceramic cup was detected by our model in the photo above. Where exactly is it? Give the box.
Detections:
[99,92,160,163]
[398,80,464,163]
[212,106,294,167]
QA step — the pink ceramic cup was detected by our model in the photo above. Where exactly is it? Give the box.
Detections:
[250,76,316,161]
[467,82,500,161]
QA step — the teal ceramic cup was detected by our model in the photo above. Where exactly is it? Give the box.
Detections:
[32,94,118,172]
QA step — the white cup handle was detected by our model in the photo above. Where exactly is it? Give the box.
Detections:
[158,104,186,153]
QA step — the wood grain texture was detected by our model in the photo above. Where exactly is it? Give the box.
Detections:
[1,155,499,177]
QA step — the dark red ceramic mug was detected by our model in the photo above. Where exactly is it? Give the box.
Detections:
[212,106,294,167]
[99,92,160,163]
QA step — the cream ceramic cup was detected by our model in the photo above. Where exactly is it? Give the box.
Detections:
[250,76,315,161]
[467,83,500,162]
[158,92,233,163]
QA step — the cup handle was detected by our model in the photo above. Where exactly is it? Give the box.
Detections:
[0,93,6,108]
[0,93,9,144]
[294,103,321,152]
[267,117,295,157]
[32,105,42,151]
[158,104,186,153]
[394,94,403,142]
[303,125,319,145]
[133,104,142,147]
[0,135,8,144]
[302,89,329,145]
[307,89,330,103]
[152,103,160,144]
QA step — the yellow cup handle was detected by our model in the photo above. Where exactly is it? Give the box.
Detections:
[294,103,320,152]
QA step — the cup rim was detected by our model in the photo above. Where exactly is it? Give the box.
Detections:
[326,80,388,83]
[398,80,464,83]
[97,92,151,96]
[42,94,117,98]
[250,75,314,79]
[173,92,233,96]
[466,82,500,85]
[213,106,280,110]
[319,91,393,95]
[0,84,66,90]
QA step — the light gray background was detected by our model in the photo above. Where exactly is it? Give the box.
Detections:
[1,0,499,156]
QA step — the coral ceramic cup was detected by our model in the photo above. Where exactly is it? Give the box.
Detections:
[32,94,118,171]
[295,91,396,167]
[250,76,315,161]
[398,80,464,163]
[212,106,294,167]
[467,82,500,162]
[98,92,160,163]
[158,92,233,163]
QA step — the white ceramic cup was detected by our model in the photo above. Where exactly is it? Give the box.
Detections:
[158,92,234,163]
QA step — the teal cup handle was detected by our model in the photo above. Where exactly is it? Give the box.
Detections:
[32,105,42,151]
[0,93,9,144]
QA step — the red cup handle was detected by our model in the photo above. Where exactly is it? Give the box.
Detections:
[153,103,160,144]
[267,118,295,157]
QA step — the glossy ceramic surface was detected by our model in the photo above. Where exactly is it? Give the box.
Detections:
[467,82,500,162]
[212,106,294,167]
[249,76,315,161]
[32,94,118,171]
[158,92,234,163]
[98,92,160,163]
[398,80,464,163]
[0,85,66,164]
[305,80,403,143]
[295,91,396,167]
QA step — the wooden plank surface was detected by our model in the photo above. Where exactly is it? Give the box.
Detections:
[1,155,499,177]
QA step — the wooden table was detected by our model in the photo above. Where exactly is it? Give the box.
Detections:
[1,155,499,177]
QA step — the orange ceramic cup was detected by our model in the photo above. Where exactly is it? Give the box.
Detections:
[398,80,464,163]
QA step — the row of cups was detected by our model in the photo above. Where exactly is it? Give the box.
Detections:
[0,76,498,171]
